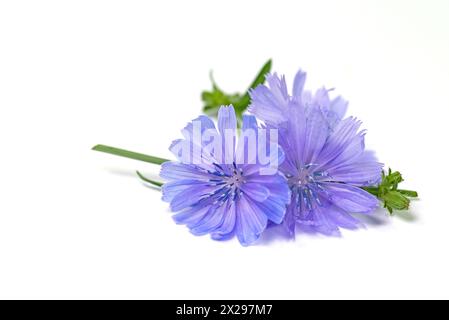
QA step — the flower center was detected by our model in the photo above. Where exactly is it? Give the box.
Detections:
[287,164,325,188]
[297,167,313,186]
[226,166,245,188]
[207,162,246,190]
[206,162,246,203]
[286,164,330,213]
[226,172,244,188]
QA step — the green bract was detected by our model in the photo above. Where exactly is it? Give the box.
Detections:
[363,169,418,214]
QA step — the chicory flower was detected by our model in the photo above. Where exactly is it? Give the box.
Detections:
[160,105,290,245]
[249,71,383,236]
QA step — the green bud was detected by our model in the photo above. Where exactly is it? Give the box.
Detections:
[362,168,417,215]
[383,191,410,211]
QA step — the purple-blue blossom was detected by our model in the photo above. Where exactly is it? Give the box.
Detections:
[249,70,383,236]
[160,105,290,246]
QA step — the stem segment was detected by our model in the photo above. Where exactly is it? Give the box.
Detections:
[92,144,169,165]
[136,171,163,187]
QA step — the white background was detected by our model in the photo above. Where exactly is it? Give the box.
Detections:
[1,0,448,299]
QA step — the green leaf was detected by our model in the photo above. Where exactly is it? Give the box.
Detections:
[247,59,273,91]
[92,144,169,165]
[201,59,272,119]
[234,59,272,115]
[136,171,163,187]
[397,189,418,197]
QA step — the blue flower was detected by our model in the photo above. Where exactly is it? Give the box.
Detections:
[160,105,290,246]
[249,70,383,236]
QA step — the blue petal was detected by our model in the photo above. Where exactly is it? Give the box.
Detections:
[160,162,211,181]
[235,195,268,246]
[210,201,237,240]
[217,105,237,135]
[217,105,237,164]
[172,204,212,227]
[292,70,307,102]
[245,173,290,206]
[182,115,217,141]
[302,107,329,164]
[326,155,383,186]
[245,171,287,185]
[286,101,306,166]
[315,117,363,170]
[242,114,258,131]
[173,115,220,167]
[325,134,365,171]
[190,203,226,236]
[265,73,289,104]
[241,182,270,202]
[297,204,341,236]
[323,182,379,213]
[248,195,287,225]
[170,184,219,211]
[162,179,209,202]
[248,85,288,125]
[235,115,258,165]
[313,87,331,112]
[282,199,298,237]
[327,96,348,129]
[325,205,362,230]
[169,139,217,167]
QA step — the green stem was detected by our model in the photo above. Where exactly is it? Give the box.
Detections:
[92,144,169,165]
[136,171,163,187]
